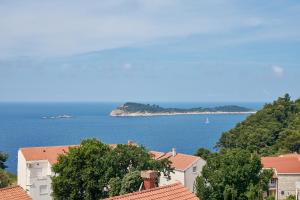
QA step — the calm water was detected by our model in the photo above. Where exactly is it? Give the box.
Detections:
[0,102,263,173]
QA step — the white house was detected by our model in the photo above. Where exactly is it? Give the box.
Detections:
[262,153,300,200]
[18,145,73,200]
[150,148,206,192]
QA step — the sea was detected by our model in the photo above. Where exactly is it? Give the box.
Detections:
[0,102,263,173]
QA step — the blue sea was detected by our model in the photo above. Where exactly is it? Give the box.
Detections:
[0,102,263,173]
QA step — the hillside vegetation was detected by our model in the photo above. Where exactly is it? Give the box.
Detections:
[114,102,254,113]
[217,94,300,155]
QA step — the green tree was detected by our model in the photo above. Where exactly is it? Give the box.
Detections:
[120,171,143,195]
[195,147,211,160]
[52,138,173,200]
[195,149,272,200]
[217,94,300,155]
[0,152,8,170]
[0,170,11,188]
[0,151,13,188]
[108,177,121,197]
[52,139,111,200]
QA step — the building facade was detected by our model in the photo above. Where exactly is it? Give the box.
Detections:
[18,146,72,200]
[151,148,206,192]
[262,153,300,200]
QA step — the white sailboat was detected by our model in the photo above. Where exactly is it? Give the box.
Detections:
[205,117,210,124]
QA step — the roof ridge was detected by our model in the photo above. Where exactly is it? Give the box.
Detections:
[20,145,76,150]
[106,182,182,199]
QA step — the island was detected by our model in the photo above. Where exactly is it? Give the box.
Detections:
[110,102,256,116]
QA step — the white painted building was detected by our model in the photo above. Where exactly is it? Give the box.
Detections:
[150,148,206,192]
[18,145,72,200]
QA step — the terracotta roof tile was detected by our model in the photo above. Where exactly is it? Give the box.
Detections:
[159,153,200,171]
[262,154,300,174]
[20,145,76,165]
[0,186,32,200]
[105,182,199,200]
[20,144,117,165]
[149,151,165,160]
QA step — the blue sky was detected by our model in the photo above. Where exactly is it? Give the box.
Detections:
[0,0,300,102]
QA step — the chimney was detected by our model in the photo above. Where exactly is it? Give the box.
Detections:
[172,148,177,157]
[140,170,158,190]
[128,140,134,145]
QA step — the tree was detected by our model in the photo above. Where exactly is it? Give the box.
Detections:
[217,94,300,155]
[119,171,143,195]
[52,138,173,200]
[0,152,8,170]
[195,149,272,200]
[0,151,12,188]
[108,177,121,197]
[195,147,212,160]
[0,170,11,188]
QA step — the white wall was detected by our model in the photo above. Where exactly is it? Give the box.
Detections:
[18,151,53,200]
[26,160,52,200]
[184,158,206,192]
[159,170,185,187]
[159,158,206,192]
[17,150,27,190]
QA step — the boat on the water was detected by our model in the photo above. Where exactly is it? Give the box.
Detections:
[205,117,210,124]
[42,114,73,119]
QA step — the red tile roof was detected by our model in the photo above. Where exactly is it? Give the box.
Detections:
[158,152,200,171]
[0,186,32,200]
[261,154,300,174]
[20,145,76,165]
[105,182,199,200]
[149,151,165,160]
[20,144,118,165]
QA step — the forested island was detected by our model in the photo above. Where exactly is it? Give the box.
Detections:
[110,102,256,116]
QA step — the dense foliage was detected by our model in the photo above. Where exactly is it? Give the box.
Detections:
[194,147,212,160]
[0,151,8,170]
[51,139,173,200]
[284,195,296,200]
[195,149,272,200]
[217,94,300,155]
[0,151,16,188]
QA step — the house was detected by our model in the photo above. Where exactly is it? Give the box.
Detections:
[18,143,204,199]
[105,170,199,200]
[261,153,300,200]
[150,148,206,192]
[0,186,32,200]
[18,145,74,200]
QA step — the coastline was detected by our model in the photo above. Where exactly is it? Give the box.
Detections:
[110,111,256,117]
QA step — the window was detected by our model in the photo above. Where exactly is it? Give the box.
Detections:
[270,179,276,184]
[281,191,285,196]
[40,185,48,195]
[192,166,197,173]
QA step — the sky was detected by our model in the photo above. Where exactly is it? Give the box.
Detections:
[0,0,300,102]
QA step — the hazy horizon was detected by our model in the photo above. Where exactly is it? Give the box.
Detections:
[1,0,299,102]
